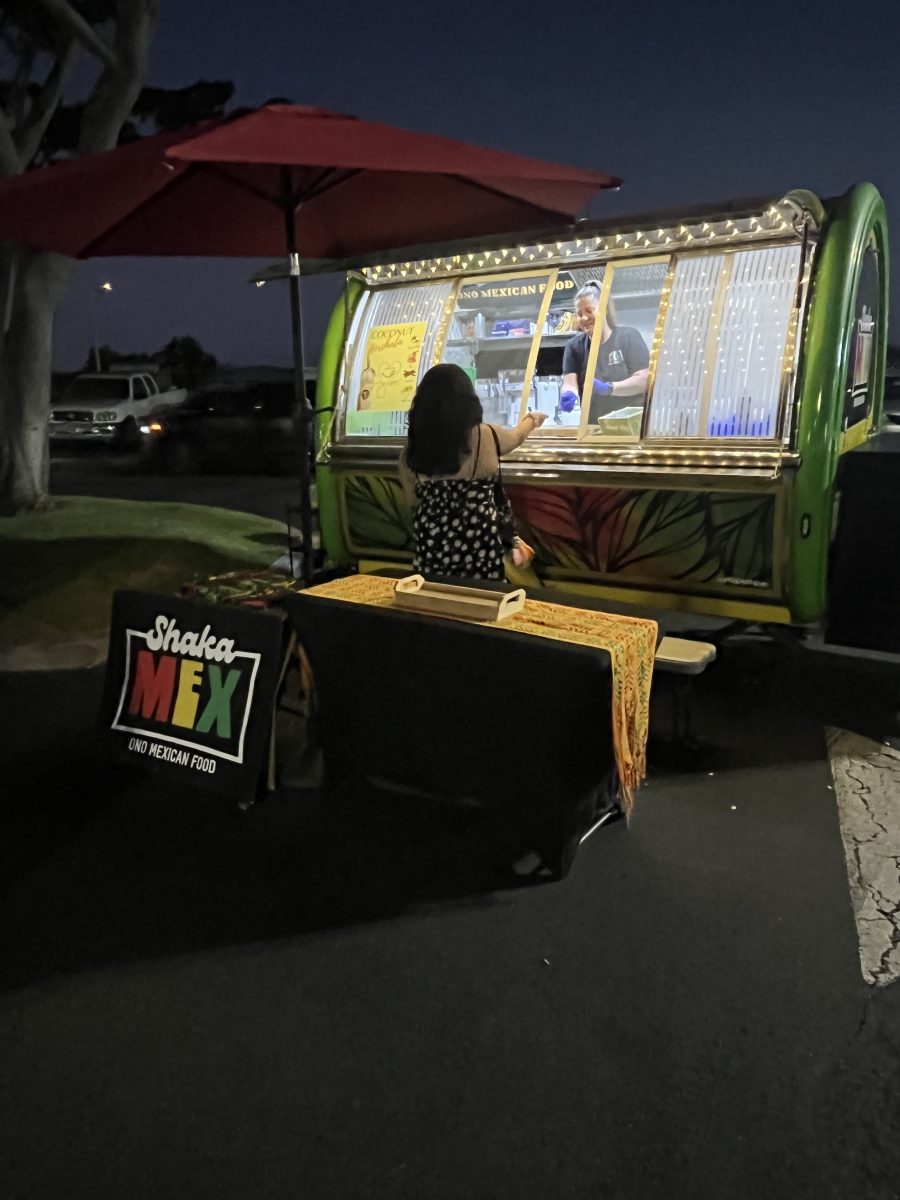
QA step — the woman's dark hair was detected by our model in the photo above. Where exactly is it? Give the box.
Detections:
[405,363,483,476]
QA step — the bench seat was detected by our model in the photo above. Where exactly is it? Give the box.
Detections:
[655,636,717,676]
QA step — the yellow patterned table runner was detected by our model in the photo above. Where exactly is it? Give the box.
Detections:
[301,574,657,816]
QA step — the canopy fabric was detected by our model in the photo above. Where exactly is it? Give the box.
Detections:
[0,104,619,260]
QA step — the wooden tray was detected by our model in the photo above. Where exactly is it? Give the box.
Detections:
[392,575,526,623]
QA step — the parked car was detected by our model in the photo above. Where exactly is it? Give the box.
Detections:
[142,381,312,474]
[49,371,187,450]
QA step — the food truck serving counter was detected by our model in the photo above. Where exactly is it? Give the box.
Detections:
[313,183,889,631]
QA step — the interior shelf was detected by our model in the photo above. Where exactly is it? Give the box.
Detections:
[445,333,578,350]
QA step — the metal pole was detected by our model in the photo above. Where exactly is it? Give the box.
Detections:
[89,288,101,371]
[281,166,315,586]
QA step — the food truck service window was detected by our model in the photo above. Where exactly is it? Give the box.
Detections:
[575,261,669,442]
[343,282,455,437]
[439,271,557,428]
[646,243,803,440]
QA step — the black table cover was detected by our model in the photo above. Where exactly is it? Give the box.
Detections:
[286,591,643,878]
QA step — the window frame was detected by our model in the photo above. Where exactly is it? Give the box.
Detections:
[334,237,811,451]
[641,239,808,448]
[337,277,457,440]
[572,255,671,446]
[436,266,560,431]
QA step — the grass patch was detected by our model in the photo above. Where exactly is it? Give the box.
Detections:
[0,496,288,649]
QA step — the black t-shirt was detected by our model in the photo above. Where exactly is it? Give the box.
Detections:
[562,326,650,420]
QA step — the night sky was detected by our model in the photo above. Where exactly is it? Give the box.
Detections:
[53,0,900,370]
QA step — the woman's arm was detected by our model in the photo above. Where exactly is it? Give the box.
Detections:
[490,411,547,455]
[610,367,649,399]
[609,329,650,399]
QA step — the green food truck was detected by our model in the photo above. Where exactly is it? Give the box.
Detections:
[311,182,892,642]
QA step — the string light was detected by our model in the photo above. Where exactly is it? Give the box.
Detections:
[361,198,813,283]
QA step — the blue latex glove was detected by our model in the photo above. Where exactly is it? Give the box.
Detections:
[559,389,578,413]
[592,378,613,397]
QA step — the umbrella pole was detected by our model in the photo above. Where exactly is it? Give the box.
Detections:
[281,167,315,587]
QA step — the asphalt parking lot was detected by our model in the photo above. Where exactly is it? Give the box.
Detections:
[50,444,301,523]
[2,606,900,1198]
[0,443,890,1198]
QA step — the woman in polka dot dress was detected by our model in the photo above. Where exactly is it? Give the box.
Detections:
[399,364,547,581]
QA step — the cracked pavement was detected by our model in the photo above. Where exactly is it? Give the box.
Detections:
[827,728,900,987]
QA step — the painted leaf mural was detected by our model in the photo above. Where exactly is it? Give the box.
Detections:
[344,475,414,552]
[506,484,775,588]
[342,473,775,591]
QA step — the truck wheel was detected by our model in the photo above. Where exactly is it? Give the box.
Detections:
[113,417,141,453]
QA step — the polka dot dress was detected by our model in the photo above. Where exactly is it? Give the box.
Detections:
[413,475,505,581]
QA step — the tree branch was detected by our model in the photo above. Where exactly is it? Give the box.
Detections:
[9,40,37,131]
[78,0,158,156]
[30,0,118,71]
[0,114,23,178]
[14,40,79,165]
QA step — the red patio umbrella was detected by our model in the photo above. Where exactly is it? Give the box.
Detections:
[0,104,620,579]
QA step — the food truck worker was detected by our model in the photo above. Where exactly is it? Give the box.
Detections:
[560,281,650,422]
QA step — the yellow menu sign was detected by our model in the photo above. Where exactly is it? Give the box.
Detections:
[357,321,427,412]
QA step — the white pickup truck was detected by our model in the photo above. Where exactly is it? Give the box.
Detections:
[49,371,187,449]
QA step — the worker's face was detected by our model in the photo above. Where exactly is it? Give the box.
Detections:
[576,296,599,337]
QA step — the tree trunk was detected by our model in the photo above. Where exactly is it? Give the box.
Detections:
[0,251,74,514]
[0,0,158,515]
[0,243,19,335]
